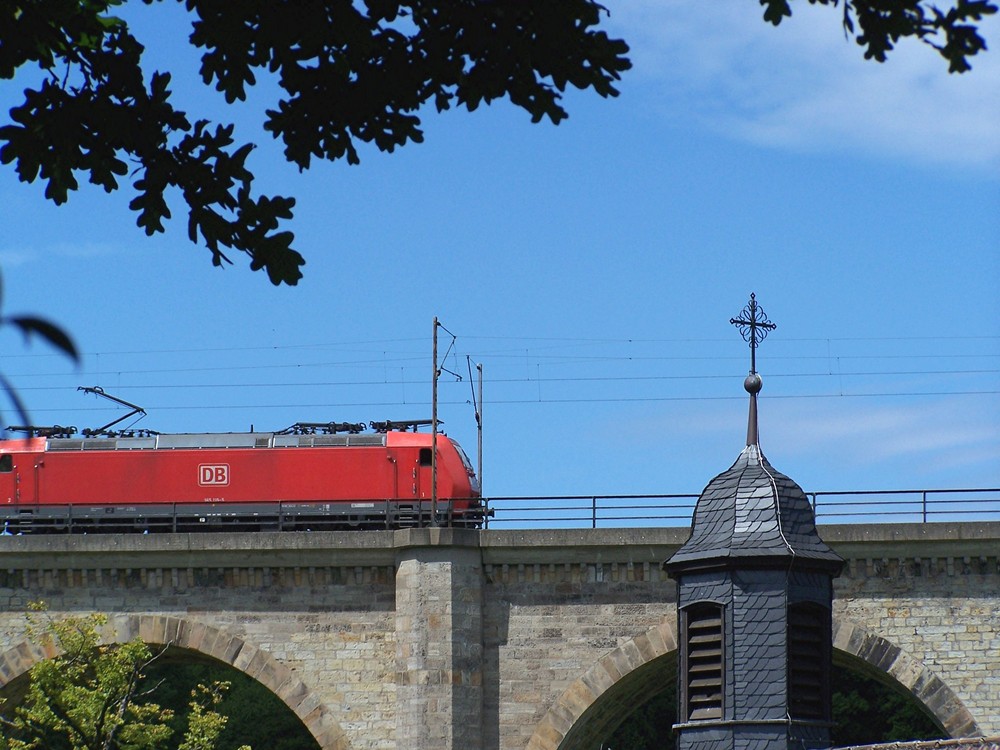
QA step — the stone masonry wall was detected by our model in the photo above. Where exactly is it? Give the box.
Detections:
[0,559,400,750]
[833,554,1000,736]
[0,525,997,750]
[482,560,676,750]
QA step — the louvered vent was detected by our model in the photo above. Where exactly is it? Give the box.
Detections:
[788,603,828,720]
[47,440,85,451]
[348,435,385,446]
[307,436,350,447]
[685,604,724,720]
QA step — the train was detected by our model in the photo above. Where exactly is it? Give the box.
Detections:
[0,417,483,533]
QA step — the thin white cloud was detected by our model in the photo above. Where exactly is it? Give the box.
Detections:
[764,396,1000,470]
[0,242,121,268]
[609,0,1000,172]
[0,250,37,268]
[628,393,999,490]
[51,241,122,259]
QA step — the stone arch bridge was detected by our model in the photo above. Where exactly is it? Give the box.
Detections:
[0,523,997,750]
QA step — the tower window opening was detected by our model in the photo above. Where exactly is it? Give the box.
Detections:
[788,602,830,720]
[683,603,724,720]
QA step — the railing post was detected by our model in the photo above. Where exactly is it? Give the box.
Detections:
[922,491,928,524]
[592,496,597,529]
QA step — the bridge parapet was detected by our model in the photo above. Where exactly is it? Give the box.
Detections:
[0,521,996,568]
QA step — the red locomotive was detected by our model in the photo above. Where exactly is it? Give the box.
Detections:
[0,410,483,533]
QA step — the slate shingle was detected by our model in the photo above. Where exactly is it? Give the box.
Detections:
[665,444,843,572]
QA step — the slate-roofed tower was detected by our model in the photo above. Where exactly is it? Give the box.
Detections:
[664,295,844,750]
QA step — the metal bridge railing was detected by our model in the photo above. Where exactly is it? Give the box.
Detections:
[480,488,1000,529]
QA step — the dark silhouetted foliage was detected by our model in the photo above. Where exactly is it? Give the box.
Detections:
[1,1,632,286]
[602,663,944,750]
[762,0,995,73]
[2,2,992,286]
[145,661,320,750]
[831,666,943,747]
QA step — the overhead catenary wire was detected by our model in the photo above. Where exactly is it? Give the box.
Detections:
[4,331,996,416]
[8,366,998,392]
[18,388,1000,415]
[1,332,996,361]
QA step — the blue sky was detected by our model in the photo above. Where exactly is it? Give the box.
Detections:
[1,1,997,503]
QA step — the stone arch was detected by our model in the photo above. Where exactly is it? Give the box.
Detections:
[832,615,982,739]
[526,616,678,750]
[526,613,984,750]
[0,614,350,750]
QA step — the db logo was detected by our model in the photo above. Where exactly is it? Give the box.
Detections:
[198,464,230,486]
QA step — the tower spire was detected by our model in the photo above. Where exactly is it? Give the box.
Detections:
[730,293,775,446]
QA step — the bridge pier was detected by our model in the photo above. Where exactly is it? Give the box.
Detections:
[395,529,483,750]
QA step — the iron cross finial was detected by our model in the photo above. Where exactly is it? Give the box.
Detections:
[730,293,776,376]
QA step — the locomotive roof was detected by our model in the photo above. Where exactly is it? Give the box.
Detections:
[41,432,390,451]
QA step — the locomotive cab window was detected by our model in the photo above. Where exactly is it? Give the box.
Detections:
[0,455,11,472]
[419,448,433,467]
